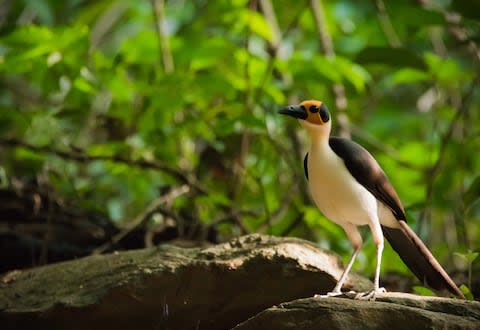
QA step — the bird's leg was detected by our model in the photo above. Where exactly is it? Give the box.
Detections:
[316,224,362,298]
[356,220,386,301]
[330,246,361,295]
[373,238,384,291]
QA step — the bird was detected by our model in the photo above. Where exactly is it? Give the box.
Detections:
[279,99,465,300]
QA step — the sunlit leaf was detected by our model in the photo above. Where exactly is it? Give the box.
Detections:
[238,10,273,42]
[390,68,430,85]
[459,285,474,301]
[412,286,435,296]
[424,52,471,85]
[333,56,371,92]
[0,1,478,283]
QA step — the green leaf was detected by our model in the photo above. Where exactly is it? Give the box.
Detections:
[73,77,97,94]
[264,84,286,104]
[119,30,159,65]
[390,68,430,85]
[237,114,265,130]
[356,47,427,70]
[189,40,227,70]
[459,284,474,301]
[87,142,129,158]
[1,24,53,46]
[424,53,470,85]
[25,112,61,146]
[450,0,480,21]
[454,251,479,264]
[13,149,45,174]
[23,0,55,25]
[226,8,273,42]
[308,55,370,92]
[332,56,371,92]
[464,176,480,207]
[303,206,345,241]
[244,11,273,42]
[395,7,445,27]
[310,55,342,82]
[412,286,435,297]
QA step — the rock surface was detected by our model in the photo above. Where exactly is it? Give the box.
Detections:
[233,292,480,330]
[0,234,370,330]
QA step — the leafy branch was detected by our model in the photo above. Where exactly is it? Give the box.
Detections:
[151,0,174,73]
[0,138,207,194]
[92,184,190,254]
[310,0,350,138]
[418,74,480,231]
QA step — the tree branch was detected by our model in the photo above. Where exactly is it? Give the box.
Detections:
[418,75,480,229]
[310,0,350,138]
[92,185,190,254]
[254,0,308,103]
[374,0,402,48]
[0,138,207,194]
[151,0,174,73]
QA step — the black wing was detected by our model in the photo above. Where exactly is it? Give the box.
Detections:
[329,136,464,298]
[328,137,405,220]
[303,153,309,180]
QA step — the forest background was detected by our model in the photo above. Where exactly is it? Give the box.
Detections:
[0,0,478,296]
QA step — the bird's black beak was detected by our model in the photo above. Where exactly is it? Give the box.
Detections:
[278,105,308,120]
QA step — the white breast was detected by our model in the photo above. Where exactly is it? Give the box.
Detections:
[307,144,381,227]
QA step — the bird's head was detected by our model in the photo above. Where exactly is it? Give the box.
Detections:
[279,100,331,136]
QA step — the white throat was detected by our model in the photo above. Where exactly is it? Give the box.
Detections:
[299,119,331,146]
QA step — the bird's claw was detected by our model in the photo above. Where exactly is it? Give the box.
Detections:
[354,287,386,301]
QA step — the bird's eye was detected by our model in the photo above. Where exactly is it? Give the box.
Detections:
[310,106,319,113]
[319,104,330,123]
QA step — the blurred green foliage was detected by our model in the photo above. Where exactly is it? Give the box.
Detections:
[0,0,478,278]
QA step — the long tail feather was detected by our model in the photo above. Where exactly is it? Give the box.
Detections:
[382,220,464,299]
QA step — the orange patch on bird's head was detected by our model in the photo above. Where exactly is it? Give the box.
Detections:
[300,100,322,109]
[278,100,331,127]
[300,100,330,125]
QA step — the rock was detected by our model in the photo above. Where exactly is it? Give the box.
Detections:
[0,234,370,330]
[233,292,480,330]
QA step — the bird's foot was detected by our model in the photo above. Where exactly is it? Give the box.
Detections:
[314,290,356,299]
[354,287,386,301]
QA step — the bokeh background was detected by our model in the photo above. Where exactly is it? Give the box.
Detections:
[0,0,478,297]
